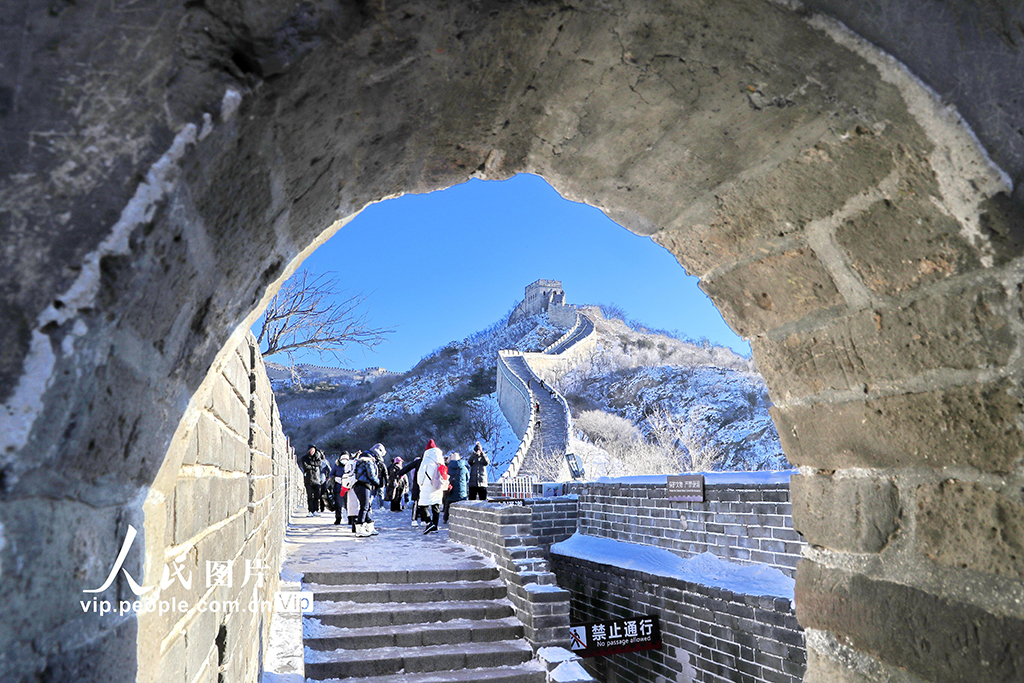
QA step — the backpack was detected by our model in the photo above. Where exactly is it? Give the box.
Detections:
[432,462,449,491]
[354,453,381,487]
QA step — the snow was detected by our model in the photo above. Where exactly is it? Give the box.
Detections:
[537,646,579,664]
[567,360,789,472]
[592,470,796,485]
[551,533,794,601]
[260,580,305,683]
[551,660,594,682]
[523,582,565,593]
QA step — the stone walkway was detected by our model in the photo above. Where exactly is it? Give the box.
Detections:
[262,506,548,683]
[501,354,569,478]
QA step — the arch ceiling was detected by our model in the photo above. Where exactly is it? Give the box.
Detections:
[1,1,1022,680]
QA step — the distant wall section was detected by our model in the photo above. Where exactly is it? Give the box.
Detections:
[497,350,534,441]
[138,334,303,683]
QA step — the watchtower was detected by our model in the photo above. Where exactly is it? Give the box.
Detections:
[523,279,564,316]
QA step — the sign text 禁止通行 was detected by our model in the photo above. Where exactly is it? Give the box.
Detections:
[568,615,661,658]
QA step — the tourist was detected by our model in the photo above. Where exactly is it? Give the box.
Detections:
[468,442,490,500]
[385,457,408,512]
[443,451,469,523]
[301,444,327,517]
[417,439,447,534]
[328,453,350,526]
[318,456,333,514]
[396,454,424,526]
[340,452,361,531]
[352,443,387,536]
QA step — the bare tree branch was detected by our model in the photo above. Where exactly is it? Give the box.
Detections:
[256,270,394,362]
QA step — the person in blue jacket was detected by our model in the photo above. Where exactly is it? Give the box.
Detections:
[443,451,470,524]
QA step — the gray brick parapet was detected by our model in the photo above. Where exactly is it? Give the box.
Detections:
[575,479,804,578]
[449,501,572,650]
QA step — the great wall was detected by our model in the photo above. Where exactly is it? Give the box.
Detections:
[5,2,1024,681]
[495,280,598,482]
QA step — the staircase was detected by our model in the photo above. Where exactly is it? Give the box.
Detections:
[303,566,548,682]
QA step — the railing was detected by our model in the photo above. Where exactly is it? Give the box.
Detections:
[500,475,536,500]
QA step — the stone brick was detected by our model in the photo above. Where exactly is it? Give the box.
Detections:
[796,561,1024,683]
[174,477,210,544]
[917,480,1024,579]
[753,278,1018,400]
[656,136,897,277]
[205,379,249,438]
[772,378,1024,473]
[184,607,219,683]
[791,474,900,553]
[700,247,843,337]
[836,195,979,296]
[223,349,250,405]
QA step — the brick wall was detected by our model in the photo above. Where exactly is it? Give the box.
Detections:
[522,495,579,551]
[550,551,804,683]
[577,479,804,578]
[448,501,572,649]
[138,334,303,683]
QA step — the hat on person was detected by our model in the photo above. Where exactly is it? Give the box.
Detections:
[394,457,404,465]
[426,439,437,450]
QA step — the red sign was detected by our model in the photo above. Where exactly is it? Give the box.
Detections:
[568,615,661,658]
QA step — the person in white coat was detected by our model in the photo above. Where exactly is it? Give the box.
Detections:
[417,439,447,534]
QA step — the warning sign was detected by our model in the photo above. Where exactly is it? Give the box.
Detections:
[568,615,661,658]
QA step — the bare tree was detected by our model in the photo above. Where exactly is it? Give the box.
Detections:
[256,270,393,362]
[647,406,725,472]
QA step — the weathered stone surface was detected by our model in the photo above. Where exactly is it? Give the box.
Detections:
[791,474,900,553]
[660,135,899,277]
[796,561,1024,683]
[773,378,1024,473]
[701,247,844,337]
[917,480,1024,580]
[837,195,979,296]
[804,648,876,683]
[753,278,1019,400]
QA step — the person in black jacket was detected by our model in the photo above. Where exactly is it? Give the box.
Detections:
[467,442,490,500]
[301,445,327,517]
[396,455,423,527]
[385,457,408,512]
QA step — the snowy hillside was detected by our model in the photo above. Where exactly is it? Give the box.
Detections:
[275,305,789,477]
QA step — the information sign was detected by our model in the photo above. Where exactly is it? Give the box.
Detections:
[667,474,705,502]
[568,615,661,658]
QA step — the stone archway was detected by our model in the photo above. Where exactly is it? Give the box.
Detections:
[2,1,1022,681]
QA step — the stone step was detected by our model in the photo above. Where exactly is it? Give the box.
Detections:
[305,639,534,680]
[511,557,549,572]
[303,566,498,586]
[310,599,515,629]
[304,616,524,651]
[507,545,545,561]
[308,579,506,604]
[306,661,548,683]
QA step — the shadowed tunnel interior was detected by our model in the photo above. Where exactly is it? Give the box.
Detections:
[1,1,1023,681]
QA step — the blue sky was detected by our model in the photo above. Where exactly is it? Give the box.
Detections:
[258,173,748,372]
